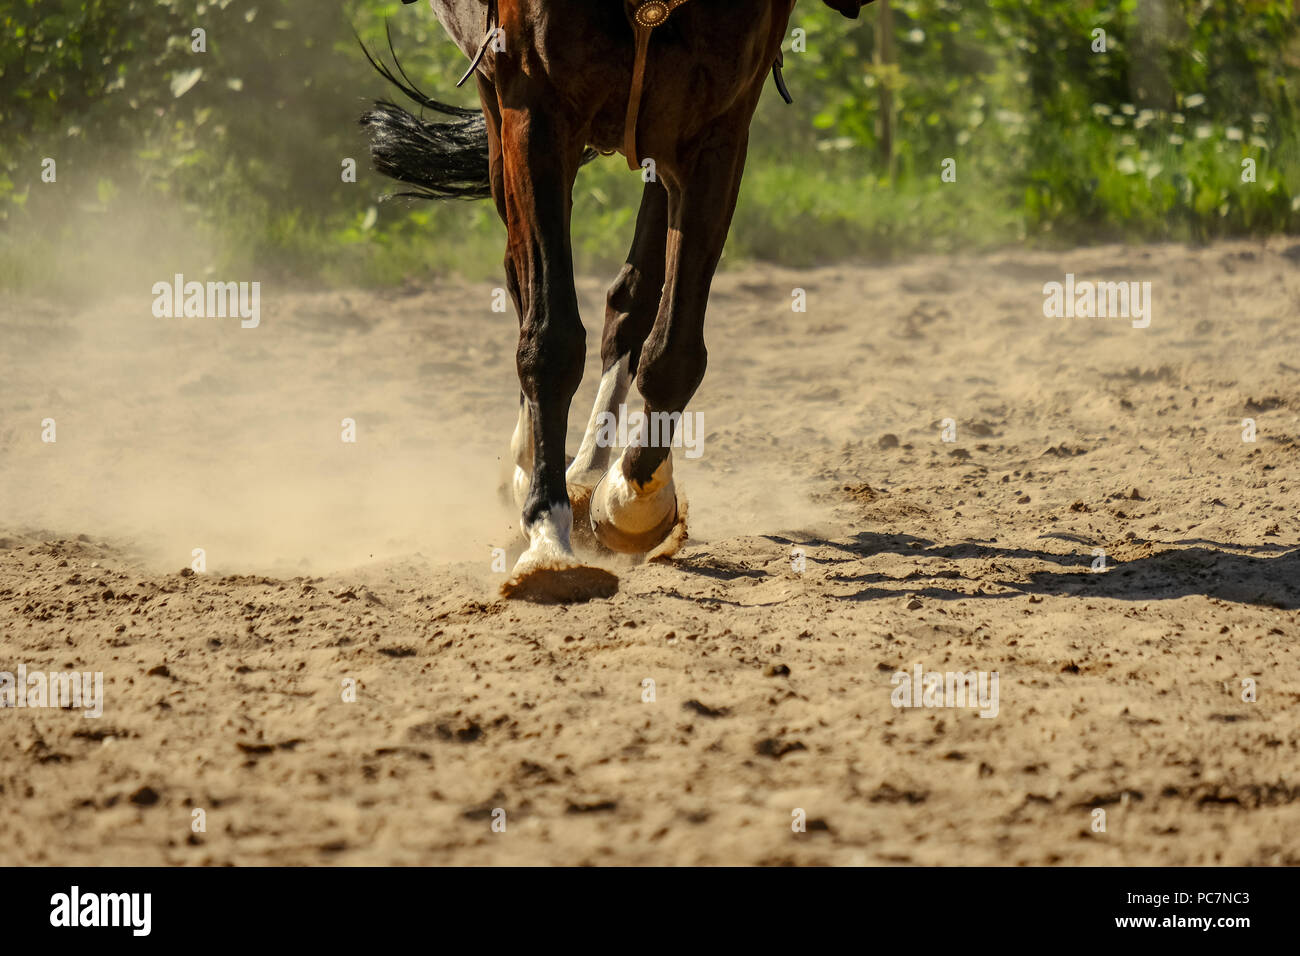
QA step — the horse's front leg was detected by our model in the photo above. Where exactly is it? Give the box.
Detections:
[496,89,617,602]
[566,181,669,549]
[590,115,751,556]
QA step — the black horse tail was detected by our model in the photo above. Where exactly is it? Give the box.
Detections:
[357,28,600,202]
[358,30,493,201]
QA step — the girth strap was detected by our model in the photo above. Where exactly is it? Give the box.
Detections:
[624,0,694,172]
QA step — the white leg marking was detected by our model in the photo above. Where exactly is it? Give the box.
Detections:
[511,401,533,512]
[567,355,631,485]
[521,503,574,560]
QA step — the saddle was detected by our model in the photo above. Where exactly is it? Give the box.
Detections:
[447,0,794,173]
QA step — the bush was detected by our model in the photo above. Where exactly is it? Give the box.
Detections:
[1,0,1297,295]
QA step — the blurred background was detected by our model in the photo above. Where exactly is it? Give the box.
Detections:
[2,0,1298,300]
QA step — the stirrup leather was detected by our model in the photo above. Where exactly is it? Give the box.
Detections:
[623,0,695,171]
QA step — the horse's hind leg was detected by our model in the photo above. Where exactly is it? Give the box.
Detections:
[590,116,751,556]
[566,182,668,545]
[494,86,617,602]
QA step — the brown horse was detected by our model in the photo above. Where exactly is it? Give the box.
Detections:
[362,0,871,602]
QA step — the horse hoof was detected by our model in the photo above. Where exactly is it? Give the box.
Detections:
[589,468,683,555]
[501,554,618,603]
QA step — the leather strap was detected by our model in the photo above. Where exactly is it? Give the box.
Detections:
[773,51,793,104]
[624,0,693,171]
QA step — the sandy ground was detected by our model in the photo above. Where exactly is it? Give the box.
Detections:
[2,237,1298,865]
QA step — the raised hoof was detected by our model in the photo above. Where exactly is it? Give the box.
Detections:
[501,558,618,604]
[590,471,687,556]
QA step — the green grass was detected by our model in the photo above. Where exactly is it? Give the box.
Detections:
[5,121,1297,307]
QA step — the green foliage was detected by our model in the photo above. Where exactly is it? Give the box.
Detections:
[1,0,1298,294]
